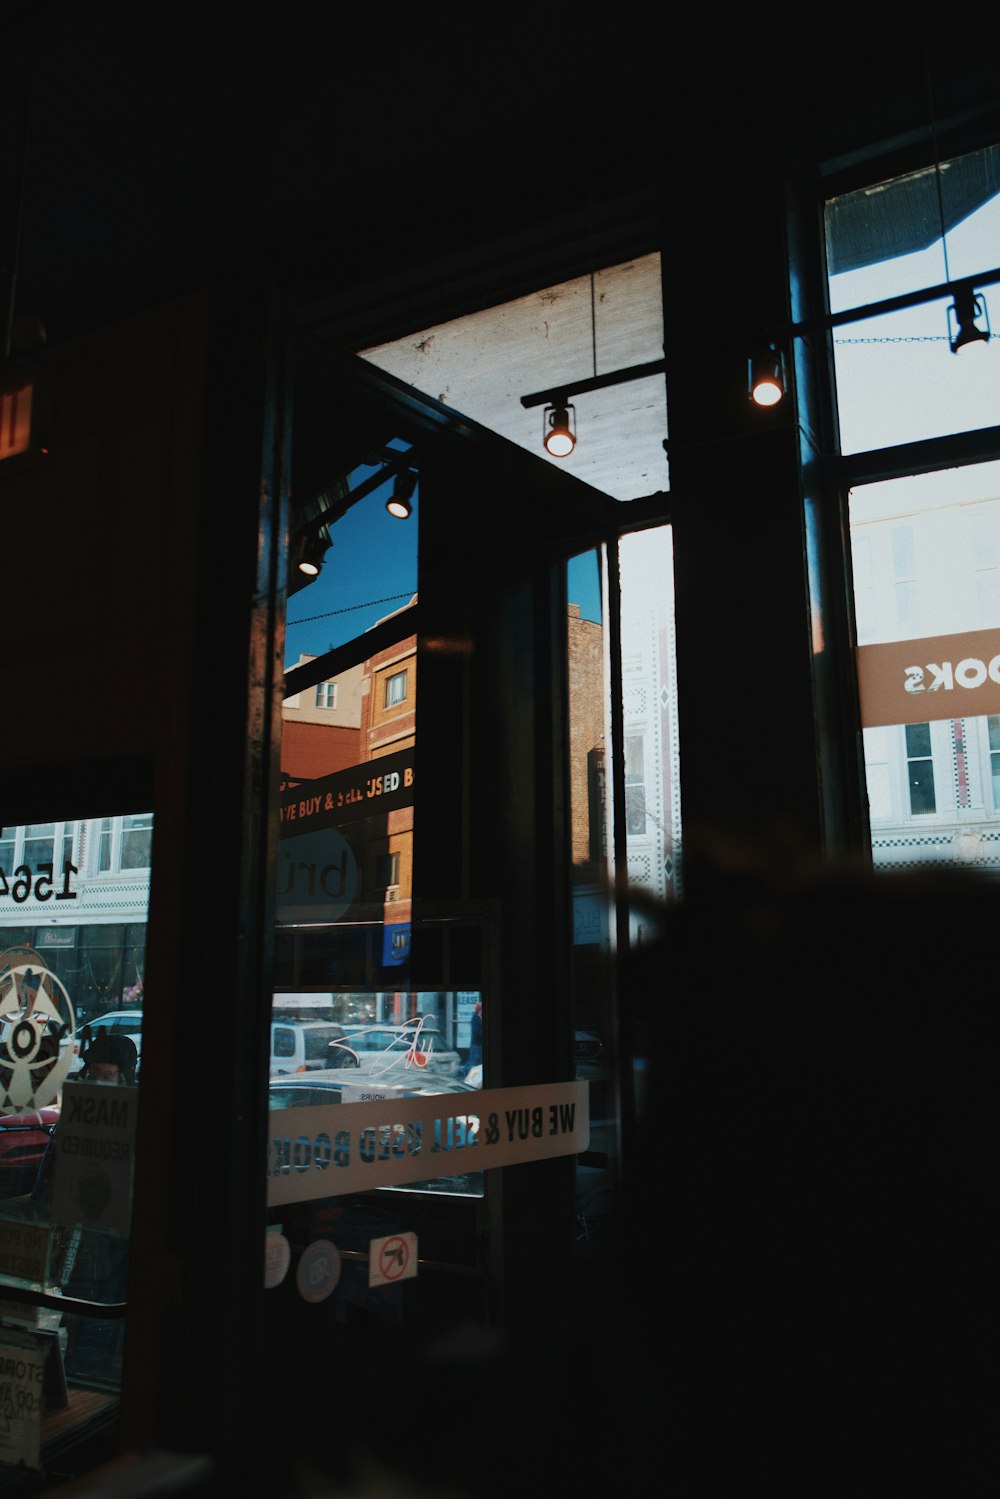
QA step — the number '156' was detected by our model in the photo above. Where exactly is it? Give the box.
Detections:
[0,862,78,902]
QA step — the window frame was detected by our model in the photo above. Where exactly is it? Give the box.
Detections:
[808,123,1000,866]
[384,668,407,708]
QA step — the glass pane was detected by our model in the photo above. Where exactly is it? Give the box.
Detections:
[565,528,680,1258]
[277,447,484,1220]
[284,441,418,666]
[852,463,1000,868]
[565,549,614,1255]
[826,144,1000,453]
[619,526,682,914]
[0,808,151,1462]
[907,754,937,815]
[904,723,931,756]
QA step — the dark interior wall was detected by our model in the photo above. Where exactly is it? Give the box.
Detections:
[0,285,292,1460]
[8,7,1000,358]
[0,297,206,776]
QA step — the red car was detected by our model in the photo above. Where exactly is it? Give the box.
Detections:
[0,1106,58,1199]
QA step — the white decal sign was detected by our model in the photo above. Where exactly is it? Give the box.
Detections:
[369,1231,417,1287]
[50,1082,137,1233]
[0,1223,49,1286]
[0,955,76,1112]
[296,1239,342,1303]
[0,1343,46,1471]
[267,1081,589,1206]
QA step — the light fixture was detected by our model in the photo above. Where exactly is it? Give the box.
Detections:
[948,285,990,354]
[386,469,416,519]
[294,534,329,579]
[749,345,785,407]
[543,400,576,457]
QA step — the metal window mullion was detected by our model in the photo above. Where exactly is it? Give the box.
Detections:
[605,534,630,973]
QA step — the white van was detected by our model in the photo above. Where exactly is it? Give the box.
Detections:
[269,1019,358,1076]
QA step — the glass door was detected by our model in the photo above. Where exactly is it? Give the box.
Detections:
[260,342,657,1386]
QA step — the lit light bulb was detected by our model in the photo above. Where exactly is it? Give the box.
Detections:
[749,346,785,407]
[751,377,783,407]
[544,403,575,457]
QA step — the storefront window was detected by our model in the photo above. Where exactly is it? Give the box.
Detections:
[826,142,1000,454]
[0,810,150,1473]
[851,464,1000,870]
[827,141,1000,871]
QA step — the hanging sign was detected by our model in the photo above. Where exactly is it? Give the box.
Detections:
[279,747,415,834]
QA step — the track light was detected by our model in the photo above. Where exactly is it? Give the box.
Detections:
[294,534,329,580]
[749,345,785,407]
[386,469,416,519]
[948,286,990,354]
[543,401,576,458]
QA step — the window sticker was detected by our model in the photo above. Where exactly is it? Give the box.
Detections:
[0,950,76,1112]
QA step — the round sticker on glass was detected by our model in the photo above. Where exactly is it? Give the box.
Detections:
[264,1231,291,1289]
[296,1239,342,1303]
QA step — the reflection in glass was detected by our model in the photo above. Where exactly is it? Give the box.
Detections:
[565,531,680,1256]
[0,809,151,1458]
[278,453,483,1206]
[284,442,418,666]
[565,548,614,1255]
[851,465,1000,869]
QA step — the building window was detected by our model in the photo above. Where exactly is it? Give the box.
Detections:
[21,823,55,870]
[384,670,407,708]
[120,814,153,870]
[905,723,936,815]
[624,735,646,834]
[315,682,337,709]
[988,716,1000,810]
[97,814,153,873]
[374,852,400,888]
[1,820,77,885]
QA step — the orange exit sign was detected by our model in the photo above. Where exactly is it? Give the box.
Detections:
[0,383,32,459]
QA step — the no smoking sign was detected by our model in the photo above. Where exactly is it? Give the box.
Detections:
[369,1230,418,1287]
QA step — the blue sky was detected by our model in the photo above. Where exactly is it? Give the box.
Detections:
[286,478,603,667]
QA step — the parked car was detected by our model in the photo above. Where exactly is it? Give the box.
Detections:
[268,1067,482,1196]
[68,1010,144,1077]
[329,1020,461,1077]
[574,1029,606,1080]
[270,1018,461,1078]
[0,1106,58,1198]
[268,1067,479,1110]
[270,1020,361,1076]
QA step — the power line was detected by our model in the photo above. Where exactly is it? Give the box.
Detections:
[287,592,414,627]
